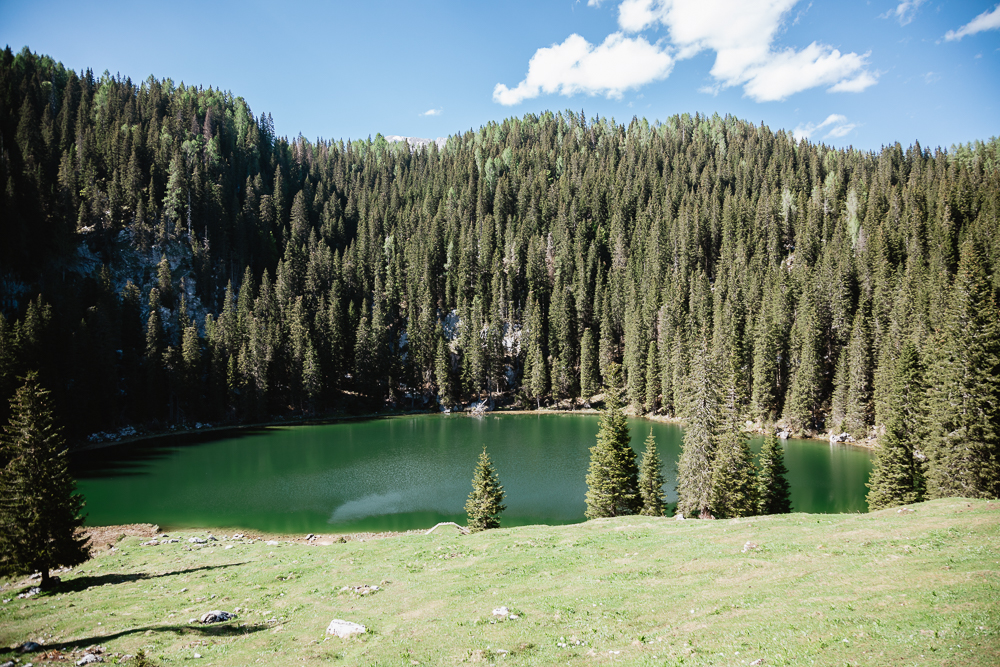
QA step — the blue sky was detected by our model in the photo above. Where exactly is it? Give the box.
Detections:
[1,0,997,151]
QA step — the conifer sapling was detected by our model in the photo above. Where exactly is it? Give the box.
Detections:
[465,445,505,532]
[638,429,665,516]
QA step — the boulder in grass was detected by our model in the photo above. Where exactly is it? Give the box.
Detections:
[326,619,366,638]
[76,654,103,665]
[199,610,235,624]
[19,641,41,652]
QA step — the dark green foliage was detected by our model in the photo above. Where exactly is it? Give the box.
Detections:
[0,374,89,587]
[676,338,718,518]
[923,241,1000,499]
[465,445,505,532]
[585,364,639,518]
[711,420,758,519]
[866,343,925,510]
[637,429,665,516]
[756,435,792,515]
[0,47,997,512]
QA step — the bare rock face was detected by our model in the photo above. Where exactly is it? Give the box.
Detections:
[326,619,366,638]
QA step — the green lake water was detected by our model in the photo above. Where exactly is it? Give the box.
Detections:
[73,414,874,534]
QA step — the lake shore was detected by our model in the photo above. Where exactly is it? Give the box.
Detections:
[73,401,876,455]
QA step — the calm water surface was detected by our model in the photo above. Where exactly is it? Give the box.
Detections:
[73,414,873,534]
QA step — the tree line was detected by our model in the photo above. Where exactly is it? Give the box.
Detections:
[1,47,998,500]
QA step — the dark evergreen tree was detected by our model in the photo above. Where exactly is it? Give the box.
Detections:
[676,336,718,518]
[0,374,89,588]
[637,429,665,516]
[465,445,505,532]
[866,343,925,510]
[585,363,639,518]
[756,435,792,515]
[924,240,1000,499]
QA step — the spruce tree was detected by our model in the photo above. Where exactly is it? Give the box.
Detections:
[580,327,599,401]
[924,241,1000,499]
[637,429,665,516]
[465,445,505,532]
[676,336,718,518]
[711,423,758,518]
[0,374,89,588]
[710,377,758,518]
[866,343,925,510]
[585,363,640,518]
[756,435,792,515]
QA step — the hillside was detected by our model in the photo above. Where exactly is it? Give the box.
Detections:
[1,499,997,666]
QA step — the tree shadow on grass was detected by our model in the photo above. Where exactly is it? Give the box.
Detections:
[46,562,249,594]
[54,620,269,652]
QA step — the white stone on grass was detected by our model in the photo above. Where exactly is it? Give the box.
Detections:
[326,619,366,638]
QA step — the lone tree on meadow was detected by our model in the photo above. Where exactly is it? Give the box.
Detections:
[0,374,89,588]
[585,363,640,518]
[465,445,506,532]
[638,429,666,516]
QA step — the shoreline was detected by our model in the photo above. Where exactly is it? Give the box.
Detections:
[72,403,876,455]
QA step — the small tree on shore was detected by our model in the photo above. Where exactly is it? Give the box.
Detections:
[638,429,665,516]
[585,363,640,518]
[0,374,89,588]
[465,446,505,532]
[756,435,792,515]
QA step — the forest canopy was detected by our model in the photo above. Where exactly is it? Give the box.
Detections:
[1,47,998,499]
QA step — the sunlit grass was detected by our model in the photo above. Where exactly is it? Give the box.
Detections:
[1,498,997,666]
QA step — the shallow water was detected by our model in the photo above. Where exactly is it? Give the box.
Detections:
[73,414,873,533]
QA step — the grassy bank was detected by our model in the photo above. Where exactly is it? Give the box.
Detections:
[2,499,997,666]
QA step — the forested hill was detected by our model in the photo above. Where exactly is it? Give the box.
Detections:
[1,47,999,492]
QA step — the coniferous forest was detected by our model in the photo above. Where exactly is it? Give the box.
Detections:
[1,47,999,500]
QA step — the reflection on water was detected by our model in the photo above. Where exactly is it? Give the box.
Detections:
[73,414,873,534]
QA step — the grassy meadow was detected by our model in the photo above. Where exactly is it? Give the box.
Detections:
[1,498,998,666]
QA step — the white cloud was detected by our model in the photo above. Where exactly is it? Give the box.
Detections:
[615,0,875,101]
[497,0,875,106]
[793,113,857,141]
[944,4,1000,41]
[887,0,926,26]
[493,32,673,105]
[827,70,878,93]
[420,108,442,117]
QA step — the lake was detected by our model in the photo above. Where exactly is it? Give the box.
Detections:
[73,413,873,534]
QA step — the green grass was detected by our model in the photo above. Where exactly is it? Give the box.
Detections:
[2,498,998,666]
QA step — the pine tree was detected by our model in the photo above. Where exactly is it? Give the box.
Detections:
[579,327,599,402]
[0,374,89,588]
[924,241,1000,499]
[637,429,665,516]
[676,335,718,518]
[465,445,505,532]
[710,375,758,518]
[867,342,926,510]
[711,425,758,518]
[585,363,640,518]
[644,340,660,413]
[756,435,792,515]
[434,334,454,409]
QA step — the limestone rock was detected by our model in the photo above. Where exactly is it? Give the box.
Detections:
[76,654,102,665]
[492,606,509,618]
[188,537,206,544]
[326,619,366,637]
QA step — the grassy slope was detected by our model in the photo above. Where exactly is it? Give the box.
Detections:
[1,499,998,666]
